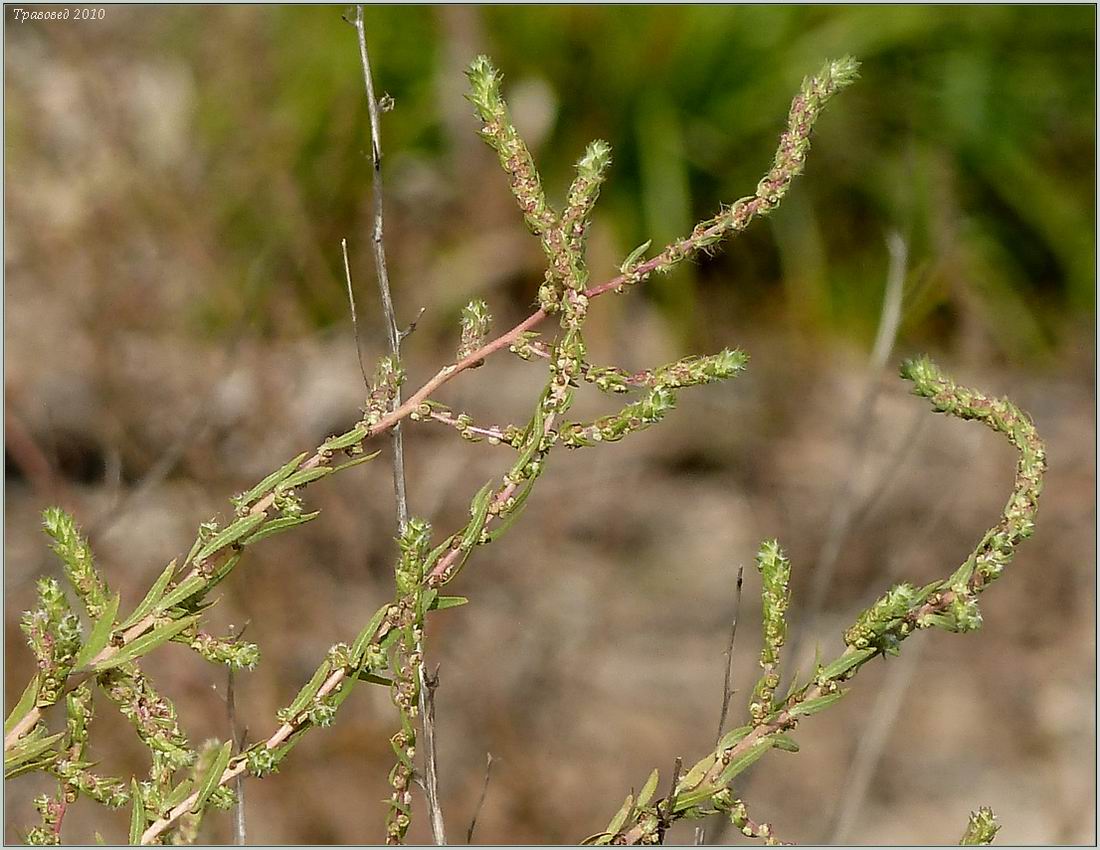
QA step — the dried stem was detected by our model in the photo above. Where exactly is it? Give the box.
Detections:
[341,237,372,390]
[353,7,445,843]
[465,752,494,844]
[716,564,746,745]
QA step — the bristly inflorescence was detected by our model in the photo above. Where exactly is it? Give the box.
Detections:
[9,45,1046,848]
[960,807,1001,846]
[465,55,556,237]
[385,518,431,844]
[597,360,1045,845]
[610,56,860,292]
[458,299,492,360]
[750,541,791,725]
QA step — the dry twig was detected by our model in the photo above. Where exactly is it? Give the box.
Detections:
[466,753,494,844]
[353,6,446,843]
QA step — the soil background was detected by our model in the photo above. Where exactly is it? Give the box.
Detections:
[5,6,1095,845]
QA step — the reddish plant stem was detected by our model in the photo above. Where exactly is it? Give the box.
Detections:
[51,797,68,839]
[423,409,514,443]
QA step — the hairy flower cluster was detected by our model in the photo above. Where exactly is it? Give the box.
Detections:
[901,355,1045,586]
[558,386,676,448]
[99,668,193,773]
[625,57,860,291]
[189,631,260,670]
[365,355,405,426]
[20,578,81,706]
[750,540,792,724]
[385,519,431,844]
[563,140,612,255]
[465,55,556,237]
[458,299,492,360]
[41,508,112,618]
[843,582,930,652]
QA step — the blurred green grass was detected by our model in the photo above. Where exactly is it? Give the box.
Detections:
[233,7,1091,355]
[9,5,1093,359]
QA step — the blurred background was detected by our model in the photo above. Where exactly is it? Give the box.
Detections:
[4,5,1094,845]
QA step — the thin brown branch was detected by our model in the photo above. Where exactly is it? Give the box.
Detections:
[353,6,445,844]
[716,564,746,745]
[418,407,516,445]
[466,752,494,844]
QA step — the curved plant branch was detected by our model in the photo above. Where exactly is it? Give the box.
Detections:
[587,358,1045,845]
[5,50,884,846]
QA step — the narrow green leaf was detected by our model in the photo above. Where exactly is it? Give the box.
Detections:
[351,604,391,667]
[486,478,535,542]
[5,676,40,736]
[285,661,331,718]
[128,779,145,844]
[514,403,546,470]
[377,628,401,654]
[330,450,382,474]
[119,561,177,630]
[162,779,194,812]
[356,671,394,686]
[277,466,332,491]
[327,674,357,710]
[191,740,233,814]
[771,733,799,753]
[461,481,495,550]
[321,425,368,452]
[240,452,308,506]
[425,536,457,572]
[947,556,976,590]
[717,724,752,751]
[200,553,242,596]
[431,596,469,611]
[819,648,875,681]
[92,616,201,672]
[917,580,942,600]
[678,753,716,791]
[619,238,652,273]
[183,535,205,568]
[75,592,121,670]
[716,738,776,786]
[605,792,634,835]
[636,768,660,808]
[241,512,320,546]
[789,690,846,718]
[194,514,267,563]
[155,575,207,613]
[4,731,65,776]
